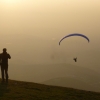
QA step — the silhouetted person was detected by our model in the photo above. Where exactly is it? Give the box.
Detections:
[0,48,11,83]
[73,57,77,62]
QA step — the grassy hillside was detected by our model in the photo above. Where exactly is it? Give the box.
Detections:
[0,79,100,100]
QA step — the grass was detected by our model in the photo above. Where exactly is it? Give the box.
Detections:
[0,79,100,100]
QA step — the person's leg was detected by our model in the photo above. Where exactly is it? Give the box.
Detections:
[5,65,8,83]
[1,66,5,82]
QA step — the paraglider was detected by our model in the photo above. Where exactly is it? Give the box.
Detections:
[73,57,77,62]
[59,33,90,45]
[59,33,90,62]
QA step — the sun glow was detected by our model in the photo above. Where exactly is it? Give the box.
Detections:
[2,0,20,4]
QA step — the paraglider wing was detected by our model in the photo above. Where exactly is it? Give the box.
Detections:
[59,33,90,45]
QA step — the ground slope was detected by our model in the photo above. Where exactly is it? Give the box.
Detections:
[0,79,100,100]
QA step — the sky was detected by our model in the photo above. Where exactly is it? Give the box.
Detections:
[0,0,100,84]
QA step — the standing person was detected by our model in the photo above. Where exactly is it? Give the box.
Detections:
[0,48,11,83]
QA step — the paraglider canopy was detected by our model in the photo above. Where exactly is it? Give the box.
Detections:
[59,33,90,45]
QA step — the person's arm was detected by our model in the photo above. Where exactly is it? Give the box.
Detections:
[8,54,11,59]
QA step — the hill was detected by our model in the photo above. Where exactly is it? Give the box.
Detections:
[0,79,100,100]
[9,63,100,92]
[41,77,100,92]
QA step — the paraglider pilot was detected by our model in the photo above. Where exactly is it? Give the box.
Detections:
[73,57,77,62]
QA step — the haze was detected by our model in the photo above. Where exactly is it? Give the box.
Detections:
[0,0,100,92]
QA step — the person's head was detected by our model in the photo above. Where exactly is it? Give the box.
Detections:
[3,48,7,53]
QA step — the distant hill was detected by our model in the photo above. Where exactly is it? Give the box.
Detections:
[9,63,100,92]
[41,77,100,92]
[0,79,100,100]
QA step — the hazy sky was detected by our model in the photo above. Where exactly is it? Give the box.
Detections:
[0,0,100,83]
